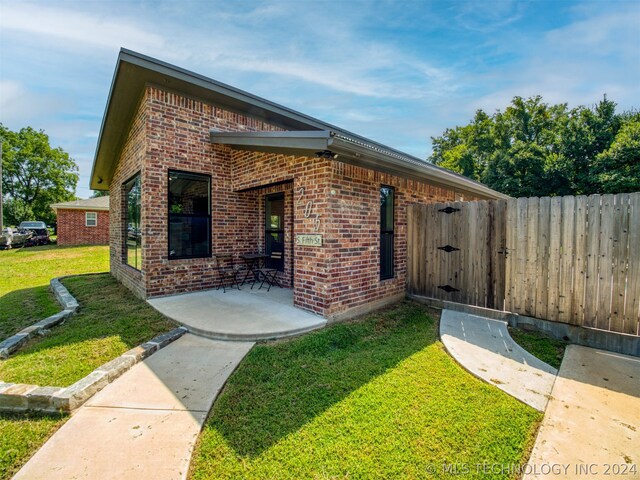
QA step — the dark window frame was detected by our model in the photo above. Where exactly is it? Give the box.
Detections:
[167,169,212,260]
[123,172,142,271]
[264,192,285,272]
[380,185,395,280]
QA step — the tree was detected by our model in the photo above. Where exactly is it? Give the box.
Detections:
[0,124,78,225]
[91,190,109,198]
[592,115,640,193]
[429,95,637,197]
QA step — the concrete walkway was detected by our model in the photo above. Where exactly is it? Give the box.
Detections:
[525,345,640,480]
[440,309,558,411]
[15,334,254,480]
[148,288,326,341]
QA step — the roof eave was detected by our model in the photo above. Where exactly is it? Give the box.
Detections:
[210,131,507,200]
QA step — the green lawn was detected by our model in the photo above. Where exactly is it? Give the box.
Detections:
[190,302,542,480]
[0,273,176,387]
[508,327,568,370]
[0,244,110,338]
[0,245,174,479]
[0,412,67,480]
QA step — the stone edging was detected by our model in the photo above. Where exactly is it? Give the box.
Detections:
[0,327,188,413]
[0,277,79,359]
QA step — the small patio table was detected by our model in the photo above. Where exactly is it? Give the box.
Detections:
[239,253,268,286]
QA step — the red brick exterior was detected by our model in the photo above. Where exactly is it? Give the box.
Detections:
[56,209,109,246]
[109,85,474,318]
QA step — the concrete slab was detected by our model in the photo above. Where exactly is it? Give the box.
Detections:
[440,309,558,411]
[15,334,254,480]
[148,287,326,341]
[86,335,253,411]
[525,345,640,479]
[13,408,206,480]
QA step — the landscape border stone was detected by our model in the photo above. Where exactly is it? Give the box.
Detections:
[0,326,188,413]
[0,277,79,359]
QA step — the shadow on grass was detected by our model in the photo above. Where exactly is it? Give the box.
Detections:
[0,286,59,339]
[208,301,438,458]
[0,273,176,387]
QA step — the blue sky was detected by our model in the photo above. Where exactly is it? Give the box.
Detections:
[1,0,639,199]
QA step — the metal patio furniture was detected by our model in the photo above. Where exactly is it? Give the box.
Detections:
[239,253,268,287]
[214,253,240,292]
[257,252,283,291]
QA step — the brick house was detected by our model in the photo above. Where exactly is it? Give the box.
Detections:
[90,49,505,320]
[50,196,110,246]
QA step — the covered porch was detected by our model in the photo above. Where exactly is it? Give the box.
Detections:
[147,287,326,341]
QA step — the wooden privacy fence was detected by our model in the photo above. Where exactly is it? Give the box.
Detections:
[407,193,640,336]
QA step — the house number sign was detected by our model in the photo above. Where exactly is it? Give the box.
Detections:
[295,234,323,247]
[297,187,321,232]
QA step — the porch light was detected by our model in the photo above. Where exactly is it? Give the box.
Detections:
[315,149,338,159]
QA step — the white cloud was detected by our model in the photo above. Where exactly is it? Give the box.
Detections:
[0,2,165,51]
[0,80,64,127]
[469,7,640,114]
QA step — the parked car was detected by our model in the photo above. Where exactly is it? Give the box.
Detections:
[18,221,50,246]
[19,221,47,230]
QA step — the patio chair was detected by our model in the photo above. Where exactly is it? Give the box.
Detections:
[214,254,240,293]
[256,252,283,291]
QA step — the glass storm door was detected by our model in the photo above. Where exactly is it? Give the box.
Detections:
[265,193,285,271]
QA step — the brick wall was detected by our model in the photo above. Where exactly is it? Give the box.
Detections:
[56,209,109,246]
[110,91,147,299]
[109,84,476,317]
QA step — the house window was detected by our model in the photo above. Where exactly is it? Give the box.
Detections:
[124,174,142,270]
[85,212,97,227]
[168,170,211,259]
[380,186,394,280]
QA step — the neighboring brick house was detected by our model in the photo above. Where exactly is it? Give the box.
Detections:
[90,49,506,319]
[50,197,110,246]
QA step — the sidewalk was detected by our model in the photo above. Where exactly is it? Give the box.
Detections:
[14,334,254,480]
[525,345,640,480]
[440,309,558,411]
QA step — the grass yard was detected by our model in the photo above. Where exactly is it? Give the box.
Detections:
[508,327,568,370]
[0,244,109,338]
[190,302,543,480]
[0,273,176,387]
[0,245,175,479]
[0,412,67,479]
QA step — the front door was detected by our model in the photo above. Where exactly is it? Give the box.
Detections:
[265,193,285,271]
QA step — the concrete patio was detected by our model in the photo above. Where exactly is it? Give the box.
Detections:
[148,287,327,341]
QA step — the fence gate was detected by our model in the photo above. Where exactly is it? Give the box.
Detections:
[407,200,507,310]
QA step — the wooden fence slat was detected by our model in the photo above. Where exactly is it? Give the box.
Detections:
[512,198,529,314]
[489,200,506,310]
[536,197,551,320]
[459,202,469,305]
[406,205,417,293]
[424,205,434,297]
[504,198,518,312]
[466,202,479,305]
[525,197,539,316]
[584,195,601,328]
[596,194,615,331]
[547,197,563,321]
[448,201,462,303]
[572,196,588,326]
[558,196,576,323]
[416,205,423,295]
[610,194,630,333]
[625,193,640,335]
[479,201,490,307]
